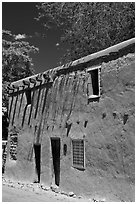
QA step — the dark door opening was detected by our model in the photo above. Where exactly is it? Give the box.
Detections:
[34,144,41,183]
[51,138,60,186]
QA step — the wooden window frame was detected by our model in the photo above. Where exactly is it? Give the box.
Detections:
[87,66,101,100]
[71,139,85,170]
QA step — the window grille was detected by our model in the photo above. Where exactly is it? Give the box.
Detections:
[10,134,18,160]
[72,139,85,169]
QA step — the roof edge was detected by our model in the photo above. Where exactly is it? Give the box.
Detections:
[9,38,135,91]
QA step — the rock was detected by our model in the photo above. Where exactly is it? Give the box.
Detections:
[54,189,60,193]
[8,183,14,188]
[73,195,76,198]
[13,183,20,189]
[41,185,50,191]
[99,198,106,202]
[51,184,59,192]
[45,186,50,191]
[68,191,75,197]
[33,187,41,194]
[20,184,24,188]
[30,183,34,186]
[26,184,33,188]
[22,186,28,191]
[93,198,98,202]
[93,197,106,202]
[61,191,68,196]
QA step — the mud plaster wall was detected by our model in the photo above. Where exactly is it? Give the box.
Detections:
[85,54,135,182]
[5,53,135,189]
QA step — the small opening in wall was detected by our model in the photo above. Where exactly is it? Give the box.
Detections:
[84,120,88,128]
[63,144,67,156]
[25,89,31,105]
[123,113,128,125]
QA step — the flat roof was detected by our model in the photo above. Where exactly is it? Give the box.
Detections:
[9,38,135,92]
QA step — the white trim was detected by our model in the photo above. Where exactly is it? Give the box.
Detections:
[88,95,100,99]
[87,65,101,72]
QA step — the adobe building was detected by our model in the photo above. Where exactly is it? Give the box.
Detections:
[4,38,135,197]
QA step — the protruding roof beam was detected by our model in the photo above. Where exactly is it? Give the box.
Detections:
[8,37,135,94]
[12,84,19,89]
[29,78,36,84]
[43,73,49,80]
[7,85,14,90]
[36,75,43,82]
[23,80,30,86]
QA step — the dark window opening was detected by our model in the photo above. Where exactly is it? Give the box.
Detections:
[34,144,41,183]
[63,144,67,156]
[72,139,85,170]
[90,69,99,96]
[25,90,31,105]
[87,67,100,103]
[51,138,60,186]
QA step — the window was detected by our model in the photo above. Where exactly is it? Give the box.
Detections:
[25,89,31,105]
[87,66,101,100]
[72,139,85,169]
[63,144,67,156]
[10,134,18,160]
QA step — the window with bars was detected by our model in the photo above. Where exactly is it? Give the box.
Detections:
[10,134,18,160]
[72,139,85,169]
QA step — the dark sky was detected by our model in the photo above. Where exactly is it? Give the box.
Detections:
[2,2,67,74]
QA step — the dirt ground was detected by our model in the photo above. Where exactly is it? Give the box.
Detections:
[2,176,135,202]
[2,185,86,202]
[2,178,90,202]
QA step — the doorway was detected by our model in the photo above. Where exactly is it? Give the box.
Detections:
[34,144,41,183]
[51,138,60,186]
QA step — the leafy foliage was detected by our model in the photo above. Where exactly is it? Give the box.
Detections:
[2,30,38,139]
[36,2,135,63]
[2,30,38,107]
[2,30,38,83]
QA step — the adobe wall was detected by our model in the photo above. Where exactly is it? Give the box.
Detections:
[53,53,135,193]
[85,54,135,181]
[5,52,134,192]
[5,37,135,198]
[5,64,90,184]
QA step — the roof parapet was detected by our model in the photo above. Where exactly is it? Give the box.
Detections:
[9,38,135,93]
